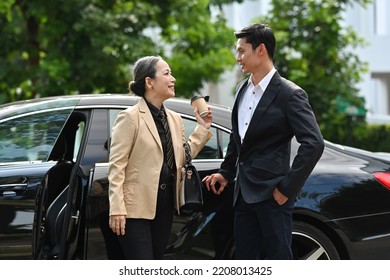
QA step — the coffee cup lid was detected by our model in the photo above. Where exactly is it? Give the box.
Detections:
[191,95,209,104]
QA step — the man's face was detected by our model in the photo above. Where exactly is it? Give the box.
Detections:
[235,37,261,74]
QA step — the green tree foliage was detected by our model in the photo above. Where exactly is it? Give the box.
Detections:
[150,0,237,96]
[0,0,237,103]
[260,0,371,144]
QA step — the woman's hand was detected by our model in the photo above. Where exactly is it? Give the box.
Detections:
[109,214,126,235]
[194,106,212,129]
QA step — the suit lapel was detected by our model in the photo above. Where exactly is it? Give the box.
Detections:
[232,78,249,143]
[243,72,281,141]
[138,98,162,151]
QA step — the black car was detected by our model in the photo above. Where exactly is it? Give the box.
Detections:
[1,94,390,260]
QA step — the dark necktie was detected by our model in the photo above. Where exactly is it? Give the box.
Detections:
[159,109,174,169]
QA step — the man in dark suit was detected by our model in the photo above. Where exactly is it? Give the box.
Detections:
[203,23,324,260]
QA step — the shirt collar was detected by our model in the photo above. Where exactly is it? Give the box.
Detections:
[144,97,161,117]
[248,66,277,92]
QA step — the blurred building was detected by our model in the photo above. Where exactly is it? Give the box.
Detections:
[343,0,390,124]
[205,0,390,124]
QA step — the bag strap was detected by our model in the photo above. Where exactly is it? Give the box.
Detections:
[184,142,192,164]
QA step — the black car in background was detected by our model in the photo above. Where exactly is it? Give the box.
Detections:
[1,94,390,260]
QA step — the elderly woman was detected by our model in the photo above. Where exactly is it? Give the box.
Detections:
[108,55,212,259]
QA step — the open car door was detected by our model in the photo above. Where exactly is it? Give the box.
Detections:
[30,101,86,259]
[0,97,80,259]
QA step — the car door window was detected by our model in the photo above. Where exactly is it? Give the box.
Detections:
[81,109,110,166]
[109,109,121,135]
[73,121,85,162]
[182,118,218,159]
[220,129,230,158]
[182,118,231,160]
[0,110,74,163]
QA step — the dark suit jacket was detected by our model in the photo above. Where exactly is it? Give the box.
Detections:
[219,71,324,205]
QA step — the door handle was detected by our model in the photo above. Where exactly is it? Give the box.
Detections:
[0,184,28,196]
[72,210,80,225]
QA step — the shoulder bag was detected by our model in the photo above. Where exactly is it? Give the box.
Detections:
[179,142,204,212]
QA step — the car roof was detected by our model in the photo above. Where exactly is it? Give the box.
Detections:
[0,94,233,130]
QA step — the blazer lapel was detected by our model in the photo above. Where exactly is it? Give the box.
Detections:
[244,72,281,141]
[138,98,163,151]
[232,78,249,143]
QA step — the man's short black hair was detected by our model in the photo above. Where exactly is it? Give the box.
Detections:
[234,23,276,60]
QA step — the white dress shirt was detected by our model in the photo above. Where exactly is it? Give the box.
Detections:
[238,67,276,142]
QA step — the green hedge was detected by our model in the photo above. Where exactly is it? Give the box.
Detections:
[335,124,390,152]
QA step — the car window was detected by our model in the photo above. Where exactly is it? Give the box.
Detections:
[182,118,220,159]
[0,109,75,163]
[73,121,85,162]
[81,109,109,166]
[220,129,230,158]
[105,109,122,157]
[109,109,121,137]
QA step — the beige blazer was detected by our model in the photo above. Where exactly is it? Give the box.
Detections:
[108,97,212,219]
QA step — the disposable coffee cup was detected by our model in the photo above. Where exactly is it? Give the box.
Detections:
[191,96,209,117]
